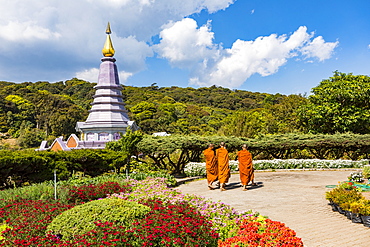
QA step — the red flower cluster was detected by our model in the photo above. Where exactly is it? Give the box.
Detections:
[128,199,219,246]
[218,218,303,247]
[67,182,131,203]
[0,199,74,246]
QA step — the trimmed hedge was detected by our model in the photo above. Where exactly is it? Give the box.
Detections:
[0,149,123,188]
[138,133,370,174]
[2,133,370,184]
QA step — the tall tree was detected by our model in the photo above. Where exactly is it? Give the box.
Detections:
[298,71,370,134]
[105,129,144,172]
[270,94,308,133]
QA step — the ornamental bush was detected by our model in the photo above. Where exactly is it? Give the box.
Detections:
[46,198,151,241]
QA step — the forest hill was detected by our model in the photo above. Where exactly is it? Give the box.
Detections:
[1,71,370,148]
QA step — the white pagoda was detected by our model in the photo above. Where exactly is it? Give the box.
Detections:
[38,23,138,151]
[75,23,138,146]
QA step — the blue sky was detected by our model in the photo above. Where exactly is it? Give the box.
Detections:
[0,0,369,95]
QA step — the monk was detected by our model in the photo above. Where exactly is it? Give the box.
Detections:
[236,144,256,191]
[203,143,218,190]
[216,142,230,191]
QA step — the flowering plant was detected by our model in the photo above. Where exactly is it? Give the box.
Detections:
[0,224,11,240]
[348,171,364,183]
[218,217,303,247]
[338,181,357,190]
[108,177,258,239]
[66,181,131,203]
[185,161,238,177]
[185,159,369,176]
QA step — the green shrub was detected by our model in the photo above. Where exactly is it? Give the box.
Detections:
[46,198,150,241]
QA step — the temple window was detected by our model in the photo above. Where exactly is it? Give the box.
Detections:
[87,133,95,141]
[99,132,109,141]
[113,132,121,140]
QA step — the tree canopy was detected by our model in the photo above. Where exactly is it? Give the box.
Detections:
[298,71,370,134]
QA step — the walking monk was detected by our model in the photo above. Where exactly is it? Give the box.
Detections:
[203,144,218,190]
[216,142,230,191]
[236,144,256,191]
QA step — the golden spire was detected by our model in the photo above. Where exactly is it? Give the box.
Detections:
[106,22,111,34]
[102,22,115,57]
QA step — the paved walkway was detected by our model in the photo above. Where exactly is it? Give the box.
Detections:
[177,170,370,247]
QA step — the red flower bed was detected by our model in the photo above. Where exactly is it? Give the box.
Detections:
[0,199,74,246]
[67,181,131,203]
[0,199,218,246]
[218,218,303,247]
[0,182,302,246]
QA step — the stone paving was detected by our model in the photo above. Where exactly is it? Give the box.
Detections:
[177,170,370,247]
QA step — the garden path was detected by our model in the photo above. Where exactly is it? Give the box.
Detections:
[177,170,370,247]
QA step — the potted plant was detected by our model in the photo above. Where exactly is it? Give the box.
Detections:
[325,190,338,211]
[333,188,363,214]
[349,201,363,223]
[348,171,364,183]
[338,181,356,190]
[358,201,370,228]
[340,201,352,219]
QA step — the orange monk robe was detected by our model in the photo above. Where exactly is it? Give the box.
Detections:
[216,148,230,184]
[203,148,218,184]
[237,150,254,186]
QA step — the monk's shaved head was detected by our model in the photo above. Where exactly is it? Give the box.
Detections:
[220,142,226,147]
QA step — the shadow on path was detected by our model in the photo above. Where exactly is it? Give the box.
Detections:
[225,182,264,191]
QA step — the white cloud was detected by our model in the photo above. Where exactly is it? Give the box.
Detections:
[203,0,235,13]
[119,71,134,82]
[156,20,338,88]
[75,68,100,82]
[114,36,153,72]
[155,18,218,68]
[0,21,61,41]
[301,36,339,61]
